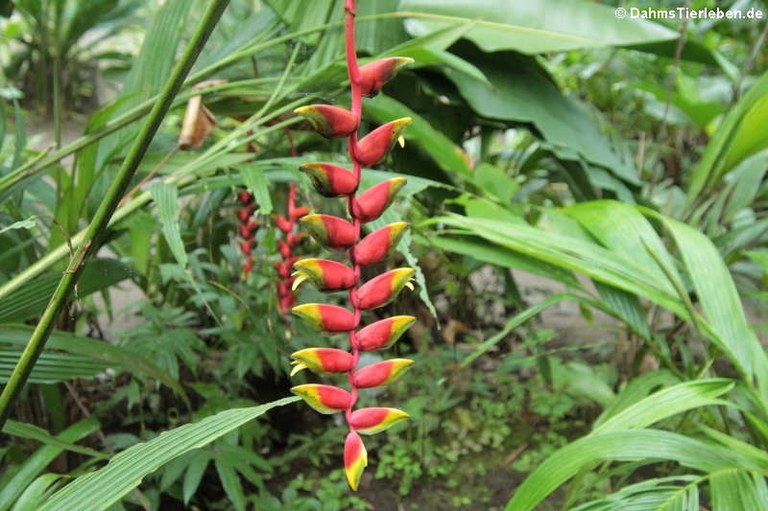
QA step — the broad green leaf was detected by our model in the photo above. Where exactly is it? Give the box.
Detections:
[594,370,680,429]
[427,235,581,288]
[0,325,186,401]
[2,420,105,459]
[364,95,472,178]
[150,181,187,269]
[0,418,100,511]
[505,429,767,511]
[0,258,136,323]
[398,0,677,53]
[687,71,768,200]
[39,397,300,511]
[10,474,62,511]
[571,475,701,511]
[710,470,768,511]
[236,163,273,215]
[565,201,678,295]
[594,379,733,434]
[436,214,685,317]
[595,281,651,340]
[0,341,108,384]
[660,216,768,396]
[443,50,638,185]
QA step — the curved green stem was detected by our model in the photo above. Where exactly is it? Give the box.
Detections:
[0,0,231,430]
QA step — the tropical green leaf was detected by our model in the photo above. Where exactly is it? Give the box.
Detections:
[659,215,768,397]
[687,71,768,200]
[710,470,768,511]
[505,429,767,511]
[364,95,472,178]
[236,163,273,215]
[39,397,300,511]
[398,0,677,53]
[0,418,100,511]
[0,258,135,323]
[571,475,701,511]
[594,370,680,429]
[427,234,581,289]
[9,474,62,511]
[150,181,187,269]
[593,379,733,434]
[443,50,638,185]
[0,326,186,400]
[2,420,106,459]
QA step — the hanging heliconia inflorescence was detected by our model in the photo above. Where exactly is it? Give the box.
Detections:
[274,183,309,315]
[237,189,259,275]
[290,0,416,491]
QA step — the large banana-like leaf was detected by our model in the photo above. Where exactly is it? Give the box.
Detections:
[398,0,677,54]
[39,397,299,511]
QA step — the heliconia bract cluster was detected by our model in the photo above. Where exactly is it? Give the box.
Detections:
[237,189,259,274]
[288,0,416,491]
[274,183,309,315]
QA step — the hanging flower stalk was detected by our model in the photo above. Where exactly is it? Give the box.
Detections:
[274,183,309,315]
[237,190,260,274]
[237,129,260,275]
[290,0,416,490]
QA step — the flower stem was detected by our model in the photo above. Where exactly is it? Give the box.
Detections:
[0,0,231,430]
[344,0,362,429]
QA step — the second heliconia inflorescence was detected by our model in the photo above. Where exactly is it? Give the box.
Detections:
[288,0,417,492]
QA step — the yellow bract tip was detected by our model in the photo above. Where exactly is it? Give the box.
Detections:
[290,362,308,377]
[292,273,308,291]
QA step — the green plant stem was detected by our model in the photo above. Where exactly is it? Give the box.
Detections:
[0,0,231,430]
[0,78,277,200]
[0,11,399,197]
[0,115,301,303]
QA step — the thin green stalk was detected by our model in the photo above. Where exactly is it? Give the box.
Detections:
[0,115,302,303]
[52,1,62,150]
[0,78,279,199]
[0,11,399,196]
[0,0,231,430]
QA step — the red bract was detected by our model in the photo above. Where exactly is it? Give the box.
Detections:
[274,183,307,315]
[359,57,414,98]
[353,359,413,388]
[237,190,259,274]
[355,315,416,351]
[349,407,410,435]
[292,258,356,291]
[354,222,409,266]
[292,303,357,332]
[294,105,359,138]
[291,348,355,376]
[300,214,357,249]
[301,163,359,197]
[355,118,411,167]
[289,0,416,491]
[354,178,407,222]
[356,268,415,310]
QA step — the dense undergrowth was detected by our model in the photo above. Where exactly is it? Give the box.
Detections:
[1,0,768,509]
